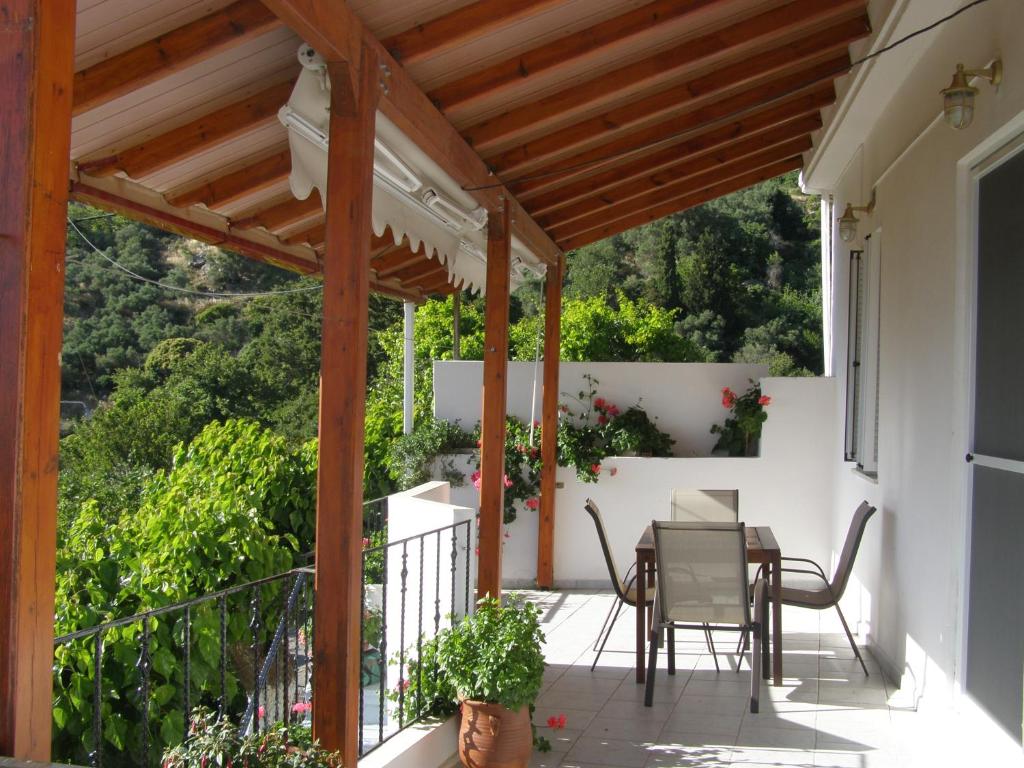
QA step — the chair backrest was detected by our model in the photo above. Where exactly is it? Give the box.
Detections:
[652,520,750,627]
[829,501,877,600]
[583,499,628,600]
[670,489,739,523]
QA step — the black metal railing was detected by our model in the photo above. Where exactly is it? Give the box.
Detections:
[358,517,473,758]
[52,568,314,768]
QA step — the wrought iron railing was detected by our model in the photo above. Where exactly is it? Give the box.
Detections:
[50,495,474,766]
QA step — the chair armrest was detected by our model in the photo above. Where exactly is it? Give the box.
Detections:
[778,567,839,603]
[780,556,829,581]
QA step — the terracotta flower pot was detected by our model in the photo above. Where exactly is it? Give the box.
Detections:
[458,700,532,768]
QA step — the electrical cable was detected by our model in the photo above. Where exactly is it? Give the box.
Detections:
[461,0,992,193]
[67,218,324,299]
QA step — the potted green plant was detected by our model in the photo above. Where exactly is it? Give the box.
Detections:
[162,707,342,767]
[710,381,772,457]
[434,598,546,768]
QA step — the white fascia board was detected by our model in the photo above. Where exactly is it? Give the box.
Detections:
[801,0,962,193]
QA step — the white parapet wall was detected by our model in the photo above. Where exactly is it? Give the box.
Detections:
[433,362,839,587]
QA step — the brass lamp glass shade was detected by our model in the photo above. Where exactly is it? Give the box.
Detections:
[838,204,859,243]
[942,64,979,130]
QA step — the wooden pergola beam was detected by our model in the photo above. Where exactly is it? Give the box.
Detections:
[372,247,428,278]
[77,79,295,179]
[549,137,812,242]
[260,0,564,267]
[477,206,512,600]
[536,255,563,589]
[312,49,380,765]
[0,0,76,759]
[233,193,323,232]
[463,0,862,153]
[539,130,815,231]
[285,223,326,247]
[72,0,282,115]
[508,71,839,200]
[388,257,445,284]
[524,107,823,215]
[382,0,563,66]
[557,156,803,251]
[166,148,292,209]
[413,271,457,295]
[427,0,724,114]
[487,16,869,177]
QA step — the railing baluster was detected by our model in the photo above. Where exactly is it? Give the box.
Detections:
[450,529,458,623]
[183,605,191,744]
[358,548,366,757]
[282,580,290,725]
[398,542,409,728]
[417,536,424,718]
[90,631,104,768]
[136,617,151,766]
[434,531,442,636]
[219,595,228,719]
[377,547,387,745]
[464,521,471,615]
[250,588,262,733]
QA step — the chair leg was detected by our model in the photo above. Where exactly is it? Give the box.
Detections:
[834,601,870,676]
[735,630,749,673]
[704,625,720,673]
[667,627,676,675]
[644,626,660,707]
[750,623,761,713]
[590,599,625,672]
[592,595,619,651]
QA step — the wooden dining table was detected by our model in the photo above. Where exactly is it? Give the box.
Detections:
[634,524,783,686]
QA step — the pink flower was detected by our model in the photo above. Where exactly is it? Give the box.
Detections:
[516,444,526,453]
[607,404,620,417]
[258,705,265,719]
[361,537,370,549]
[559,404,569,413]
[597,414,608,425]
[594,397,606,409]
[721,387,736,408]
[609,467,618,477]
[529,447,539,459]
[758,395,772,406]
[292,701,312,714]
[533,420,541,429]
[526,497,539,510]
[471,470,481,490]
[504,530,511,539]
[475,439,482,448]
[590,463,602,475]
[503,474,513,488]
[547,714,567,729]
[474,546,480,556]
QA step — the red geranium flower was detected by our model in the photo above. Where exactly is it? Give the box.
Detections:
[721,387,736,408]
[593,397,607,410]
[526,497,539,510]
[546,714,567,729]
[607,404,620,417]
[758,395,772,406]
[597,414,608,425]
[503,474,513,488]
[590,463,602,475]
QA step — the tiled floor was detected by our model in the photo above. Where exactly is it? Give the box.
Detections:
[521,590,904,768]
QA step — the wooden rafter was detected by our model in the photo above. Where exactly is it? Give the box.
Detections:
[486,16,869,176]
[524,104,823,214]
[462,0,863,153]
[372,247,428,279]
[427,0,724,113]
[548,137,812,241]
[72,0,281,115]
[381,0,563,65]
[507,70,840,199]
[285,223,326,247]
[260,0,563,266]
[77,79,295,179]
[557,156,803,251]
[537,129,816,230]
[233,193,322,232]
[389,257,446,284]
[166,148,292,209]
[413,270,457,294]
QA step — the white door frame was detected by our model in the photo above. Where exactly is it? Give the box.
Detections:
[952,116,1024,701]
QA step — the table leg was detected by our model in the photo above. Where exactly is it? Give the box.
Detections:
[635,552,646,683]
[771,553,782,685]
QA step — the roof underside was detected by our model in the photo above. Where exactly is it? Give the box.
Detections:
[70,0,870,301]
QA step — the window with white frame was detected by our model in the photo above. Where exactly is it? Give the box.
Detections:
[844,232,881,474]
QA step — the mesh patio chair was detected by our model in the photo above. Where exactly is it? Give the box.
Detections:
[645,520,766,712]
[584,498,654,671]
[670,489,739,523]
[670,489,740,671]
[766,501,877,676]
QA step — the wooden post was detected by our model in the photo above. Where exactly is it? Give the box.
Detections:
[0,0,76,759]
[536,255,563,589]
[476,205,512,601]
[312,44,379,768]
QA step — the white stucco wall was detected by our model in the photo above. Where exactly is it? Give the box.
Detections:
[805,0,1024,756]
[433,364,838,587]
[433,360,769,457]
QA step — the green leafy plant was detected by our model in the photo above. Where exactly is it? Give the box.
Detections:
[361,529,386,584]
[471,416,543,524]
[387,417,475,490]
[162,708,342,767]
[388,635,459,723]
[607,405,675,456]
[434,597,545,712]
[710,380,772,457]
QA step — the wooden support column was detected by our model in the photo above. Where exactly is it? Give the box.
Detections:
[536,255,564,589]
[476,205,512,601]
[312,44,379,768]
[0,0,76,759]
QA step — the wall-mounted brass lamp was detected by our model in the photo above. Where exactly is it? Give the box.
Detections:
[837,190,875,243]
[942,60,1002,130]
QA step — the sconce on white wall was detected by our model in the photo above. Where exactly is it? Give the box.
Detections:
[941,60,1002,130]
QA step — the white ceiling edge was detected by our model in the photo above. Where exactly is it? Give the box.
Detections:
[801,0,962,194]
[280,49,545,296]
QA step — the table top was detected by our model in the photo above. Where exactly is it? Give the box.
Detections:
[636,524,779,559]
